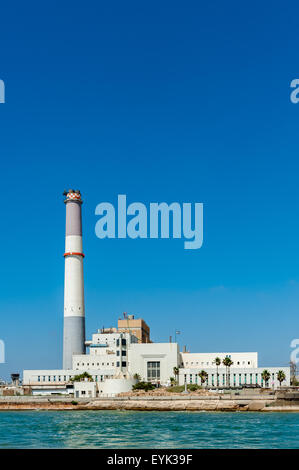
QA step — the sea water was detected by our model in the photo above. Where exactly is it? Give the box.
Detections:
[0,411,298,448]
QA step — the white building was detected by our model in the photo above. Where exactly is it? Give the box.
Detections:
[23,340,290,394]
[179,352,290,389]
[128,342,180,385]
[180,352,258,369]
[73,331,137,376]
[74,381,97,398]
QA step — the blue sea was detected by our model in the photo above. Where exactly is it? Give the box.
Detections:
[0,411,298,448]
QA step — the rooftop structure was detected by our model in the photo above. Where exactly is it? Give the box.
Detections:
[118,313,151,343]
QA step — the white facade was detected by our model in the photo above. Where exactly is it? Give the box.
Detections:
[74,381,97,398]
[23,339,290,393]
[180,352,258,369]
[73,332,137,373]
[179,366,290,389]
[128,343,180,386]
[98,376,136,397]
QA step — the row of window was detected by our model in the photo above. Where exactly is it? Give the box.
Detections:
[75,361,127,370]
[37,374,114,383]
[185,372,284,385]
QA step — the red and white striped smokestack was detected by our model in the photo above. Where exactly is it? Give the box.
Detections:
[63,189,86,369]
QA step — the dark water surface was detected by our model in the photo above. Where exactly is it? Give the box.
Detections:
[0,411,298,448]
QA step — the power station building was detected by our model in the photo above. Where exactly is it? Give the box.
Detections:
[22,190,290,395]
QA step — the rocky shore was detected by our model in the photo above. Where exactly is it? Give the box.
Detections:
[0,391,298,412]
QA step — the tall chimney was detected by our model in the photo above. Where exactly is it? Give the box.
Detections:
[63,189,86,369]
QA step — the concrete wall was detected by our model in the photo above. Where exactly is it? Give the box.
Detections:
[98,378,136,397]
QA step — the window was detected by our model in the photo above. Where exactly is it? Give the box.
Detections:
[117,351,120,356]
[122,350,126,356]
[122,339,126,346]
[147,361,161,381]
[116,362,120,367]
[38,376,40,382]
[122,361,126,367]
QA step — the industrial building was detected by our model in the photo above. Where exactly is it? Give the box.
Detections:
[22,190,290,395]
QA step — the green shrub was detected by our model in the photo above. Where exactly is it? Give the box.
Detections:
[188,384,201,392]
[71,400,78,405]
[132,381,155,392]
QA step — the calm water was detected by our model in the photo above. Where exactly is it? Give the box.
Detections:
[0,411,298,448]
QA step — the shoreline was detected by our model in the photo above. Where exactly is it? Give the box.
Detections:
[0,396,298,412]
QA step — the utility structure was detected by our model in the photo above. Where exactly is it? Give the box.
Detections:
[63,189,86,369]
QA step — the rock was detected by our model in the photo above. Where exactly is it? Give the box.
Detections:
[247,400,266,411]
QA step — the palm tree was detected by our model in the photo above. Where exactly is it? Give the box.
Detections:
[261,369,271,388]
[198,370,208,386]
[170,377,175,386]
[277,370,286,388]
[70,371,93,382]
[173,367,179,385]
[214,357,221,387]
[222,356,233,387]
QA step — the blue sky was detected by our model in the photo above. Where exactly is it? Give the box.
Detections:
[0,1,299,379]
